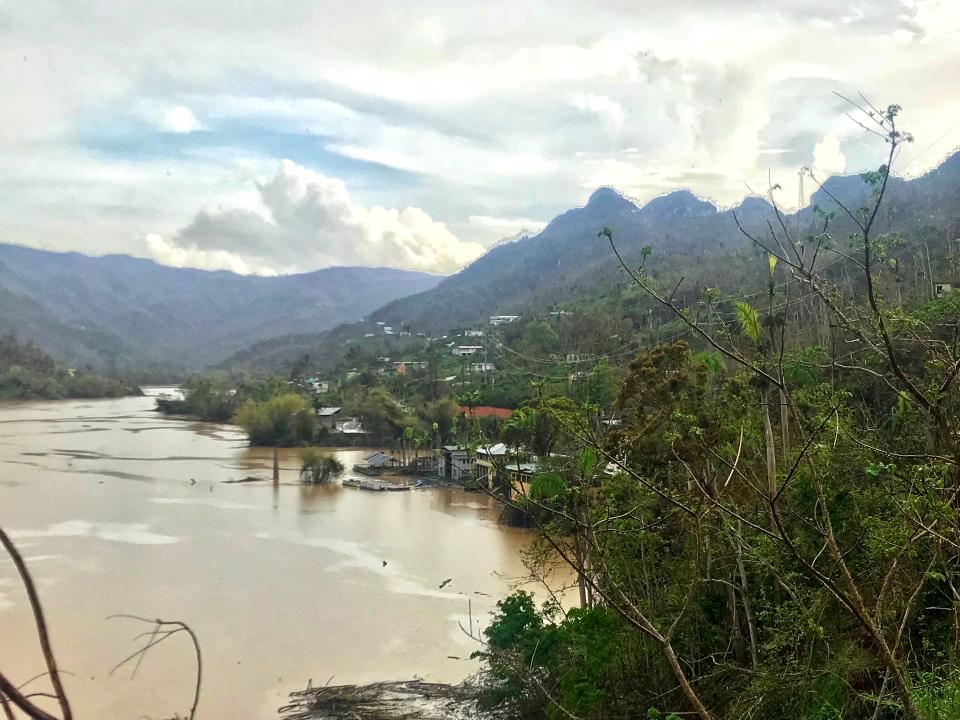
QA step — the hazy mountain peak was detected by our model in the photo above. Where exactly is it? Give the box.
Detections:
[584,186,638,214]
[640,189,717,219]
[733,195,775,215]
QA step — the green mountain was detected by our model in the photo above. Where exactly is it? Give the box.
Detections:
[223,150,960,373]
[0,245,441,372]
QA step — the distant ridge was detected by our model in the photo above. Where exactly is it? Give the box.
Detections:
[0,245,442,372]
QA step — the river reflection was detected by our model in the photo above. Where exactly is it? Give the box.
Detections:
[0,390,539,719]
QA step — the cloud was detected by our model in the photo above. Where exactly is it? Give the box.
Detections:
[570,92,626,129]
[468,214,547,237]
[2,0,960,263]
[147,160,483,274]
[162,105,204,133]
[813,134,847,175]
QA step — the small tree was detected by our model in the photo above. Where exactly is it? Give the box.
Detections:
[298,448,344,484]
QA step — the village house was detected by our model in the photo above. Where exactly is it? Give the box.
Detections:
[504,461,539,500]
[475,442,508,490]
[316,406,342,430]
[305,378,330,394]
[474,442,543,499]
[469,362,496,373]
[452,345,483,357]
[489,315,520,326]
[458,405,512,420]
[438,445,475,482]
[336,417,368,435]
[464,329,485,337]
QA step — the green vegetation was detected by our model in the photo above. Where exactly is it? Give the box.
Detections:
[298,448,344,484]
[232,393,316,446]
[157,373,290,422]
[0,332,134,400]
[471,106,960,720]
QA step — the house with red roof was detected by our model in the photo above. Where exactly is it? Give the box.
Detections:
[458,405,512,420]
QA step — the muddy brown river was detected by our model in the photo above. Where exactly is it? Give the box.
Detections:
[0,390,542,719]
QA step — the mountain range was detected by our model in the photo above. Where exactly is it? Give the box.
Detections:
[0,245,440,372]
[3,149,959,375]
[225,149,960,371]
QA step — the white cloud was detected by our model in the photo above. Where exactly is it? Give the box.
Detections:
[162,105,203,133]
[813,134,847,175]
[571,92,626,129]
[468,214,547,237]
[145,233,263,274]
[147,160,484,274]
[1,0,960,269]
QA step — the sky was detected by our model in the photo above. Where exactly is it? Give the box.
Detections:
[1,1,960,276]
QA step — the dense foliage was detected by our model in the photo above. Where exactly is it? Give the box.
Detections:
[473,106,960,720]
[232,393,316,446]
[0,332,134,399]
[298,448,345,484]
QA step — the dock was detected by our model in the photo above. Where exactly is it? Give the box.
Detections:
[342,477,411,492]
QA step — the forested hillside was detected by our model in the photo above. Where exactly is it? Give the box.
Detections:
[0,332,135,399]
[0,246,441,372]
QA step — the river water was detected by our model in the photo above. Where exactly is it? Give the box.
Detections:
[0,390,541,719]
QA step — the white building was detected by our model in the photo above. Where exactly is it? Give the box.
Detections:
[470,362,496,373]
[452,345,483,357]
[489,315,520,326]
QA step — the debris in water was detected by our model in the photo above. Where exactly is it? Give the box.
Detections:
[280,679,484,719]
